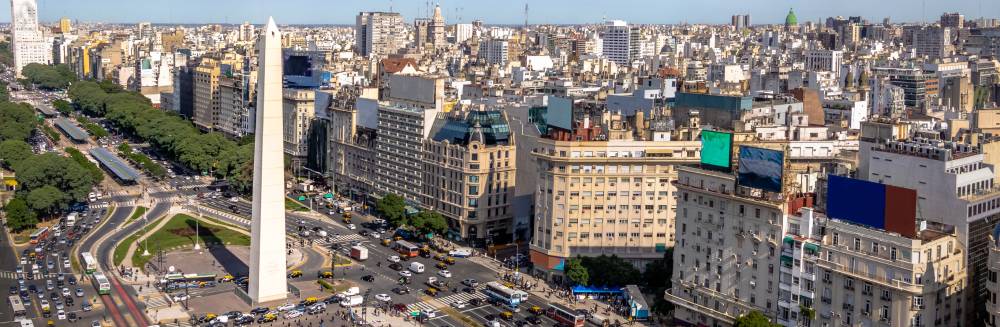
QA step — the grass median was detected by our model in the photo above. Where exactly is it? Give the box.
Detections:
[285,197,310,212]
[125,206,148,224]
[131,214,250,269]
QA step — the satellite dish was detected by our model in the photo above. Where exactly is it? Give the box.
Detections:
[168,266,176,273]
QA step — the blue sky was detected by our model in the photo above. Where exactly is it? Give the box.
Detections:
[12,0,1000,25]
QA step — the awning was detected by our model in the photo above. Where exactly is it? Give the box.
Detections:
[783,236,795,245]
[655,243,667,253]
[780,255,793,265]
[804,242,820,253]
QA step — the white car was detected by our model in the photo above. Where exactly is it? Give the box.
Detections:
[284,310,303,319]
[374,294,391,302]
[347,224,356,230]
[57,309,66,320]
[61,287,70,297]
[451,301,468,309]
[387,255,400,263]
[277,303,297,312]
[422,309,438,318]
[399,270,413,278]
[172,294,189,302]
[437,270,452,278]
[370,232,381,239]
[63,259,70,269]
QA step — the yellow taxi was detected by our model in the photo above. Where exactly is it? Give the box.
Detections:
[528,306,543,315]
[288,270,303,278]
[500,311,515,320]
[317,271,334,279]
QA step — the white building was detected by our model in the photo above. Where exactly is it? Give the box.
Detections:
[356,11,405,57]
[478,38,509,65]
[804,49,843,75]
[602,20,637,66]
[10,0,52,77]
[373,74,444,203]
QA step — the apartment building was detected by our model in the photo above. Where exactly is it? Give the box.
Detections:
[987,231,1000,327]
[372,75,445,204]
[782,209,965,327]
[423,110,517,243]
[283,89,316,161]
[328,87,380,202]
[192,58,222,131]
[666,165,788,326]
[356,11,405,57]
[530,128,700,282]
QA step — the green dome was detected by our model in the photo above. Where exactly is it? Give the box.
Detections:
[785,8,798,26]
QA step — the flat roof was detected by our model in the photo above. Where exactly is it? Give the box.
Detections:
[88,147,140,182]
[36,105,58,117]
[54,118,89,142]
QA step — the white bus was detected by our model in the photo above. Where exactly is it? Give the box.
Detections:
[80,252,97,274]
[9,295,26,319]
[483,281,529,309]
[92,271,111,295]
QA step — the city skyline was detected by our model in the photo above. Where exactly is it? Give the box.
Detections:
[5,0,1000,25]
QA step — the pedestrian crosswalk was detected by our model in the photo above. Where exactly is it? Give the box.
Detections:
[407,289,487,312]
[0,270,61,280]
[315,233,367,246]
[145,295,169,309]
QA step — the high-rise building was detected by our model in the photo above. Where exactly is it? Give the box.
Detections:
[804,49,843,75]
[192,58,222,131]
[10,0,52,77]
[423,109,517,243]
[58,17,72,34]
[137,22,153,39]
[355,11,405,57]
[283,89,316,164]
[454,23,474,44]
[478,39,509,65]
[731,14,751,30]
[941,12,965,29]
[908,26,955,59]
[373,74,445,203]
[414,5,447,50]
[248,17,288,305]
[602,20,638,66]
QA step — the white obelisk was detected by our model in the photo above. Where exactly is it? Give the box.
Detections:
[248,17,287,305]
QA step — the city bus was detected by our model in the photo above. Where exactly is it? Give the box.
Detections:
[8,295,26,319]
[80,252,98,274]
[546,303,586,327]
[92,271,111,295]
[483,281,529,309]
[29,227,49,244]
[393,240,420,258]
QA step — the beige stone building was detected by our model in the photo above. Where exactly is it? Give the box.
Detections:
[283,89,316,161]
[666,165,966,327]
[192,58,221,131]
[423,110,516,242]
[530,134,700,281]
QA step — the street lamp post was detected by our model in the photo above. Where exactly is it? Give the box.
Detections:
[194,207,201,251]
[142,196,150,256]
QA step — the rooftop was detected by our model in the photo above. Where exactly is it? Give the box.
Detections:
[54,118,89,142]
[89,147,141,182]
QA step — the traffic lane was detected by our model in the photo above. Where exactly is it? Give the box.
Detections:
[0,223,21,321]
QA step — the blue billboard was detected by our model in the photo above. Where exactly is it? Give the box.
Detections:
[737,146,784,193]
[826,175,887,229]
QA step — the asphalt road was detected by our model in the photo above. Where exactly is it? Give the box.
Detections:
[0,224,19,324]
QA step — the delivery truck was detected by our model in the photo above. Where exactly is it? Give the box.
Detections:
[350,245,368,261]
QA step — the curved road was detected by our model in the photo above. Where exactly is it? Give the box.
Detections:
[78,201,170,326]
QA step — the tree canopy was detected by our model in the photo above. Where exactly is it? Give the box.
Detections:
[21,63,76,90]
[644,249,674,314]
[733,311,779,327]
[3,197,38,232]
[52,99,72,115]
[13,152,95,204]
[0,101,38,142]
[579,254,642,286]
[410,210,449,235]
[0,140,33,169]
[565,257,589,286]
[376,193,407,226]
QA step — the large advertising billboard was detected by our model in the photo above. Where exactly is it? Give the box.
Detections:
[826,175,917,238]
[737,146,785,193]
[700,130,733,171]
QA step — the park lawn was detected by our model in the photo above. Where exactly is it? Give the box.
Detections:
[126,206,148,224]
[285,197,309,212]
[132,214,250,269]
[331,253,352,266]
[112,233,141,266]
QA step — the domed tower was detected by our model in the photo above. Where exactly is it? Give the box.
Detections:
[785,8,799,32]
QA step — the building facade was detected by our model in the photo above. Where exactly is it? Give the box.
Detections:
[356,11,405,57]
[10,0,52,77]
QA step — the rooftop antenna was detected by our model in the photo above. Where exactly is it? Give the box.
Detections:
[922,0,926,24]
[389,0,393,13]
[524,2,529,28]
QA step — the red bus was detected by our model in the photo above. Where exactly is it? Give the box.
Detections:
[394,240,419,258]
[29,227,50,244]
[547,303,585,327]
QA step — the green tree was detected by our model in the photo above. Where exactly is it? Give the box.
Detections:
[0,140,33,169]
[0,101,38,142]
[2,197,38,232]
[65,147,104,183]
[26,185,67,215]
[410,210,448,235]
[644,248,674,314]
[733,311,779,327]
[377,193,408,227]
[14,153,95,202]
[0,81,9,102]
[21,63,76,90]
[565,257,589,286]
[52,99,72,115]
[580,254,642,286]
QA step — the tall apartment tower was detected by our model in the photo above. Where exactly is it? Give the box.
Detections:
[248,17,288,305]
[10,0,52,77]
[602,20,638,66]
[355,11,405,57]
[941,12,964,29]
[414,6,446,50]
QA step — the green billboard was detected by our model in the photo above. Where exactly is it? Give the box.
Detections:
[700,130,733,171]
